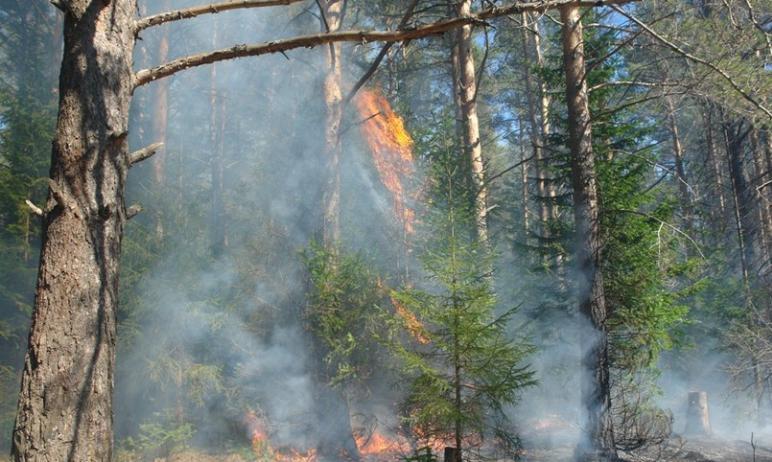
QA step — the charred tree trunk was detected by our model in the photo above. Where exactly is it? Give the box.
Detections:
[560,5,616,460]
[451,0,488,245]
[12,1,136,461]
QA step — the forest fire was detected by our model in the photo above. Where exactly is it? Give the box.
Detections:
[354,89,416,235]
[391,296,430,345]
[244,411,318,462]
[355,431,411,458]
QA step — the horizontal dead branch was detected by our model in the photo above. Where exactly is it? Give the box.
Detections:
[126,204,143,220]
[134,0,639,87]
[129,142,164,167]
[135,0,307,33]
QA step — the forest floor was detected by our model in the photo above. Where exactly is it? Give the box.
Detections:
[520,435,772,461]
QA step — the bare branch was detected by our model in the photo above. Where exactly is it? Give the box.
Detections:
[343,0,420,106]
[25,200,44,217]
[609,4,772,120]
[126,204,143,220]
[128,142,164,167]
[135,0,308,33]
[135,0,641,87]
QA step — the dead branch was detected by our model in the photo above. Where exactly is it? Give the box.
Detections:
[135,0,307,33]
[126,204,143,220]
[128,142,164,167]
[25,200,44,217]
[609,4,772,120]
[343,0,420,106]
[134,0,641,88]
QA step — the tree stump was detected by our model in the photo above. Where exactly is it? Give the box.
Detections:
[685,391,711,435]
[444,447,460,462]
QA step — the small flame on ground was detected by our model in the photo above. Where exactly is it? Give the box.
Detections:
[244,411,318,462]
[354,89,416,236]
[355,431,411,458]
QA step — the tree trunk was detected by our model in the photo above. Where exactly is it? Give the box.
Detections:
[451,0,488,245]
[151,0,171,241]
[209,21,227,257]
[315,3,360,461]
[665,96,693,235]
[723,117,756,288]
[560,5,616,460]
[12,1,136,461]
[702,103,728,241]
[321,0,344,247]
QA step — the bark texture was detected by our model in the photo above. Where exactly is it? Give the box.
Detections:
[560,5,617,460]
[452,0,488,244]
[12,1,137,461]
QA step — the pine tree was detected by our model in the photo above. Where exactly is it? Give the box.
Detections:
[387,149,534,461]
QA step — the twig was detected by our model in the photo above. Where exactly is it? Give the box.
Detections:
[609,4,772,120]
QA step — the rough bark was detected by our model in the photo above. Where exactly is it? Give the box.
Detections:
[12,1,136,461]
[452,0,488,244]
[560,5,617,460]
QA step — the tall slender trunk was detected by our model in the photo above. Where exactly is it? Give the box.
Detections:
[560,5,616,459]
[209,22,227,257]
[315,4,360,461]
[152,0,171,240]
[723,118,756,289]
[12,2,136,460]
[451,0,487,244]
[321,0,344,247]
[665,96,693,235]
[702,103,727,241]
[750,129,772,276]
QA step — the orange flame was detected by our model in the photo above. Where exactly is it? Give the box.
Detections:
[354,89,416,235]
[355,431,411,458]
[244,411,318,462]
[391,296,430,345]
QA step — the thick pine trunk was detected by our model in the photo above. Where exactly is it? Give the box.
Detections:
[451,0,488,244]
[12,1,136,461]
[560,5,616,460]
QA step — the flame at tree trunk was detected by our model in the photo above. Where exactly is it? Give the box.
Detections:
[354,89,416,236]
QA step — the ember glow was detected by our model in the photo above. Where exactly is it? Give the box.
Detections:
[354,89,416,235]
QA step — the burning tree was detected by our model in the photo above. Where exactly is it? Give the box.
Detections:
[385,152,535,461]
